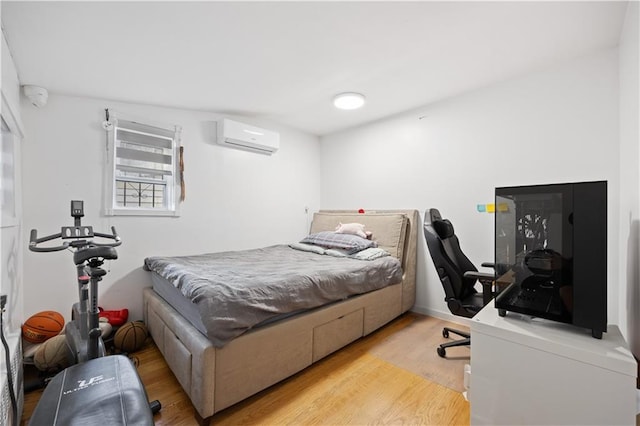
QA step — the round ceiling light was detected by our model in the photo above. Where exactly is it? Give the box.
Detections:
[333,92,366,110]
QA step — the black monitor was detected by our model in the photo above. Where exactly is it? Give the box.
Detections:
[494,181,607,338]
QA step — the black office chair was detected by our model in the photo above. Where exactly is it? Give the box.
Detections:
[423,208,495,357]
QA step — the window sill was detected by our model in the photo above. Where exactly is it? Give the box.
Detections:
[106,208,180,217]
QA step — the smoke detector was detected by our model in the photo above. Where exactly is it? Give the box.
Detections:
[23,85,48,108]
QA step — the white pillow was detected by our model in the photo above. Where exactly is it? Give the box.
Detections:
[324,248,350,258]
[288,242,326,255]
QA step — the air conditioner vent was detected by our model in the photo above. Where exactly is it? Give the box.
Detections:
[217,118,279,155]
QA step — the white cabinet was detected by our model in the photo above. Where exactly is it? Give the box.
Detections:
[470,305,637,425]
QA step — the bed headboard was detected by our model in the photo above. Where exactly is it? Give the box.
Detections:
[310,209,419,312]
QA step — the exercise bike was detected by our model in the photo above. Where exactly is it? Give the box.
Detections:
[29,200,119,363]
[27,200,160,425]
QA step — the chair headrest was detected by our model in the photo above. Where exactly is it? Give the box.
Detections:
[433,219,454,239]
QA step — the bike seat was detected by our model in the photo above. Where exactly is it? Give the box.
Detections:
[28,355,155,425]
[74,246,118,265]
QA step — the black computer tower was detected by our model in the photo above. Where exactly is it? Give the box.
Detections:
[494,181,607,338]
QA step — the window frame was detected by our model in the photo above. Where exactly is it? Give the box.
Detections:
[105,112,182,217]
[1,117,18,227]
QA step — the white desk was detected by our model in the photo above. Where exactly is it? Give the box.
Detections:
[470,305,637,425]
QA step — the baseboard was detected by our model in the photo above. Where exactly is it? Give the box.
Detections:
[409,306,473,328]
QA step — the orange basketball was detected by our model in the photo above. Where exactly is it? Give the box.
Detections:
[22,311,65,343]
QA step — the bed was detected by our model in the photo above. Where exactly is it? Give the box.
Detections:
[142,209,419,425]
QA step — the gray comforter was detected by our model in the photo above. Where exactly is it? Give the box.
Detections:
[144,244,402,347]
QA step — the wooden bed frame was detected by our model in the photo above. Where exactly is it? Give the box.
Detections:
[143,209,419,425]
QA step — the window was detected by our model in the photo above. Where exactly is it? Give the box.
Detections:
[106,115,182,216]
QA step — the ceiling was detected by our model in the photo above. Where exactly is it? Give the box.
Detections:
[1,1,629,136]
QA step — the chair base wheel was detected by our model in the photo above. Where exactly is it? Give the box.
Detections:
[150,400,161,414]
[442,329,449,338]
[437,347,446,358]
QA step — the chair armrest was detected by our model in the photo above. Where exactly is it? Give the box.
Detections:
[463,271,495,283]
[464,271,495,306]
[481,262,495,269]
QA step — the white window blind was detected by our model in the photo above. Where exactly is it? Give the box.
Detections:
[106,115,182,216]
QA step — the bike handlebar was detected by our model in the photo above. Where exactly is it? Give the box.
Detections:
[29,226,121,252]
[93,228,122,247]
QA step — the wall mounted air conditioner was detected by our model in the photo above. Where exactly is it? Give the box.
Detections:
[217,118,279,154]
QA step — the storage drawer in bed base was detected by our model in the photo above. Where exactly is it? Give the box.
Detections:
[313,308,364,362]
[144,291,216,417]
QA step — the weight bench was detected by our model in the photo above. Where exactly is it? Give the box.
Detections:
[29,355,157,425]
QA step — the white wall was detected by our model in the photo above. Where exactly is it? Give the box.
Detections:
[618,1,639,357]
[321,48,620,325]
[20,95,321,321]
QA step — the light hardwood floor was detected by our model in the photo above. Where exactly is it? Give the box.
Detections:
[21,313,472,425]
